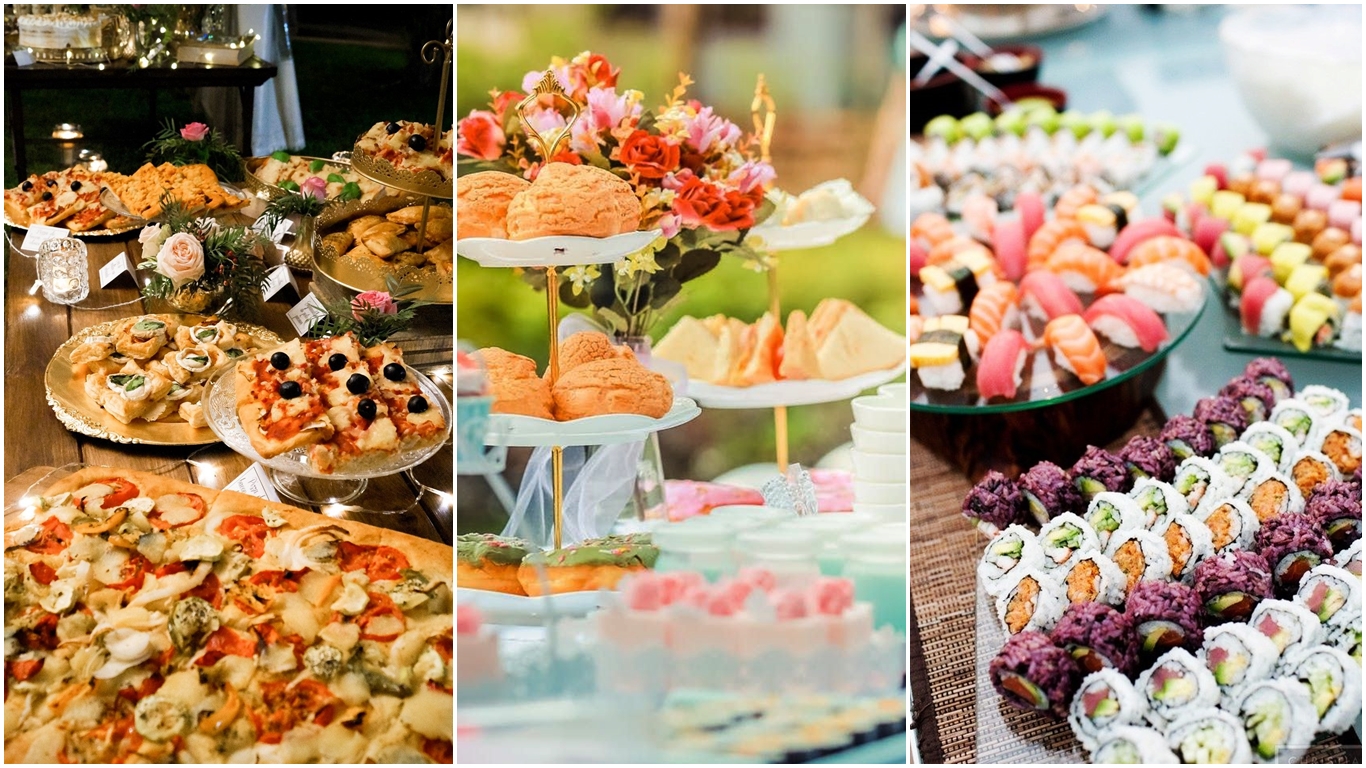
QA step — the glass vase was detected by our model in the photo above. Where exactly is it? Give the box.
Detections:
[166,284,225,315]
[618,334,668,521]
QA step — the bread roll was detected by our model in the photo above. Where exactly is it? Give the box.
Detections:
[504,163,639,240]
[456,171,530,239]
[551,358,672,420]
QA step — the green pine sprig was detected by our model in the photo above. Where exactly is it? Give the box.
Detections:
[138,192,272,318]
[305,277,428,346]
[143,118,243,182]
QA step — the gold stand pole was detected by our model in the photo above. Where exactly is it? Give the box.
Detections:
[753,74,787,469]
[546,265,564,549]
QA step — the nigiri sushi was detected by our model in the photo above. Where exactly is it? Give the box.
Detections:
[910,315,979,390]
[907,314,924,343]
[1017,191,1046,241]
[992,218,1028,282]
[1126,235,1211,276]
[1192,216,1228,259]
[1111,218,1182,265]
[962,194,998,243]
[969,281,1020,345]
[911,212,955,250]
[1020,271,1085,321]
[1043,315,1108,386]
[977,329,1030,401]
[1055,184,1098,220]
[1027,219,1088,270]
[928,235,984,267]
[1325,244,1361,278]
[1285,293,1341,352]
[1046,240,1124,294]
[1076,203,1128,250]
[909,240,928,275]
[1115,263,1204,314]
[1083,295,1169,352]
[1240,276,1293,338]
[920,261,980,316]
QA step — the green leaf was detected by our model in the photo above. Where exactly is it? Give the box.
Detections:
[309,160,325,173]
[588,270,616,309]
[271,150,291,162]
[653,242,682,270]
[558,280,592,309]
[339,182,362,202]
[278,180,300,192]
[674,248,722,283]
[326,173,346,184]
[649,276,682,309]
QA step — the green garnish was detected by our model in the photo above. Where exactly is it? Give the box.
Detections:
[132,319,165,334]
[278,180,300,192]
[271,150,291,162]
[225,348,244,358]
[108,374,134,387]
[109,374,146,392]
[339,182,361,202]
[326,173,346,184]
[196,328,217,340]
[309,159,325,173]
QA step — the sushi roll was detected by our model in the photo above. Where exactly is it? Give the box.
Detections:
[1018,270,1084,321]
[1285,263,1330,303]
[961,469,1025,536]
[1216,441,1276,490]
[1238,421,1300,473]
[1164,708,1254,764]
[1129,478,1189,529]
[1085,492,1145,551]
[1289,449,1341,499]
[976,329,1030,402]
[1296,564,1359,627]
[1216,375,1280,426]
[1285,292,1341,353]
[1084,294,1169,353]
[1018,461,1083,526]
[1072,445,1132,500]
[1110,218,1182,265]
[1193,217,1229,261]
[1299,384,1351,421]
[1159,515,1215,584]
[1239,277,1294,338]
[1091,726,1181,764]
[1068,669,1148,752]
[1058,549,1127,606]
[1160,415,1216,460]
[1278,645,1362,734]
[996,568,1067,634]
[1251,599,1325,659]
[978,524,1045,596]
[1121,438,1178,486]
[1043,315,1107,387]
[1127,581,1205,661]
[1106,529,1174,598]
[1037,513,1100,571]
[1238,472,1304,523]
[1231,679,1317,763]
[1136,648,1220,728]
[1051,602,1139,676]
[1243,357,1294,403]
[1211,190,1247,220]
[910,315,978,391]
[968,281,1019,345]
[1202,623,1281,698]
[1194,550,1274,623]
[1332,538,1361,577]
[988,630,1080,717]
[1306,480,1361,551]
[1173,456,1238,514]
[1196,498,1261,554]
[1326,616,1362,663]
[1256,513,1333,596]
[1227,253,1272,295]
[1195,395,1250,449]
[1271,398,1321,444]
[1116,263,1205,314]
[1314,423,1362,476]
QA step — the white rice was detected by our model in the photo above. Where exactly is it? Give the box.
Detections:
[1299,385,1351,421]
[1058,548,1128,606]
[1313,424,1362,476]
[1237,471,1305,521]
[1069,668,1148,751]
[1037,513,1101,570]
[1090,314,1140,348]
[1216,441,1277,492]
[1258,288,1294,337]
[1332,539,1361,577]
[916,361,967,391]
[1334,309,1362,351]
[1252,599,1325,660]
[920,285,965,316]
[1271,399,1321,444]
[1295,564,1360,627]
[1240,421,1301,473]
[1105,529,1173,588]
[1201,623,1281,699]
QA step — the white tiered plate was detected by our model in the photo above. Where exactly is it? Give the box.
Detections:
[456,230,662,268]
[685,364,907,409]
[748,214,870,251]
[456,587,606,625]
[483,397,700,447]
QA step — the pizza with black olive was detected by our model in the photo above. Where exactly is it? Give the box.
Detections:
[3,467,453,764]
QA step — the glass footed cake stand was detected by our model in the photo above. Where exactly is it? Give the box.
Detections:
[203,366,452,504]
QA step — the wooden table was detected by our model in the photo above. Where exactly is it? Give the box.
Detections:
[5,57,278,179]
[4,228,452,544]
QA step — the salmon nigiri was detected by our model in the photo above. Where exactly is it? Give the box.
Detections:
[1027,219,1088,270]
[1126,235,1212,276]
[1083,294,1170,352]
[1043,314,1108,386]
[928,235,986,267]
[977,329,1030,401]
[911,212,955,250]
[969,281,1019,345]
[1045,240,1124,294]
[1054,184,1099,220]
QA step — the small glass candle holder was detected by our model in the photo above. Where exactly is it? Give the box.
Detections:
[36,237,90,305]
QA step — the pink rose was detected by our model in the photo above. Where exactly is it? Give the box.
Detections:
[656,213,682,240]
[773,590,809,621]
[456,109,505,161]
[810,578,855,616]
[456,604,483,635]
[351,291,397,320]
[180,122,210,142]
[301,176,327,201]
[727,160,776,194]
[155,232,205,289]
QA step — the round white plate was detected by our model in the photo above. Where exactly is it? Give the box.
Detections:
[456,587,606,625]
[684,365,907,409]
[748,214,870,251]
[483,397,700,447]
[456,229,662,268]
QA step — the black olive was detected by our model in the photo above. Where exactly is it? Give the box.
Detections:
[328,353,347,371]
[45,179,56,187]
[385,121,401,134]
[20,181,32,191]
[357,398,377,420]
[70,180,81,191]
[279,381,302,399]
[346,373,370,395]
[407,395,428,414]
[41,192,52,201]
[269,351,290,370]
[407,134,427,152]
[383,363,406,382]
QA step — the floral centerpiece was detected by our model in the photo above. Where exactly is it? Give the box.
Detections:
[457,51,776,339]
[137,200,270,317]
[144,119,243,182]
[304,278,427,346]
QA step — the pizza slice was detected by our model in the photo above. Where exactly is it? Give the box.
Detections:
[235,339,334,458]
[361,344,446,451]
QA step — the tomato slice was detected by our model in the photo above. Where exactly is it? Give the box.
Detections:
[336,541,372,573]
[366,546,410,582]
[194,626,258,667]
[98,478,140,510]
[28,562,57,586]
[9,658,44,681]
[148,493,207,530]
[16,612,59,651]
[109,553,153,592]
[24,517,72,555]
[153,561,188,578]
[248,570,302,592]
[358,591,405,642]
[185,572,223,609]
[218,514,270,558]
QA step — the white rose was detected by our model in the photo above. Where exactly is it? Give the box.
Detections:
[156,232,206,289]
[137,224,161,244]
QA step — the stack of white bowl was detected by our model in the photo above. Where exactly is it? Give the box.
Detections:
[848,383,908,523]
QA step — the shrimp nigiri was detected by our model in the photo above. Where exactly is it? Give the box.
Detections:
[1043,314,1108,386]
[1045,240,1124,294]
[1126,235,1212,276]
[1054,184,1099,220]
[1027,219,1088,271]
[1115,263,1204,314]
[928,235,985,267]
[969,281,1019,345]
[961,194,998,243]
[1110,218,1182,264]
[911,212,955,250]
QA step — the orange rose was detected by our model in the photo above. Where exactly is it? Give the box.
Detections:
[673,176,754,231]
[490,89,523,117]
[619,130,679,181]
[456,110,504,161]
[581,53,619,90]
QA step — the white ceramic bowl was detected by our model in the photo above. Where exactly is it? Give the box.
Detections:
[851,394,906,433]
[852,502,908,524]
[851,425,907,455]
[853,479,907,505]
[878,382,908,405]
[850,449,908,483]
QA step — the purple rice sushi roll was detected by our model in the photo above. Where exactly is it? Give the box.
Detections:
[1305,479,1362,550]
[1160,415,1215,460]
[1219,375,1277,424]
[1071,445,1131,500]
[1126,580,1205,662]
[1193,550,1273,623]
[1119,435,1177,483]
[1018,461,1083,525]
[989,630,1081,718]
[1050,602,1138,677]
[1195,395,1250,448]
[1256,513,1333,596]
[1243,357,1294,402]
[962,470,1025,536]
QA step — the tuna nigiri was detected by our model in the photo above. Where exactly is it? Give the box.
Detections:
[1027,219,1088,271]
[969,281,1020,345]
[1110,218,1182,265]
[1016,191,1046,241]
[1241,275,1293,338]
[1126,235,1211,276]
[911,212,955,250]
[1083,294,1169,352]
[992,218,1028,282]
[1019,271,1085,321]
[1115,263,1204,314]
[977,329,1030,401]
[962,194,998,243]
[1045,240,1124,294]
[909,240,928,275]
[1043,314,1108,386]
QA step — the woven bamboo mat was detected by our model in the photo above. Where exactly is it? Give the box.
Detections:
[908,406,1357,764]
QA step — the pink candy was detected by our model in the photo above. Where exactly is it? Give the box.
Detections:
[1203,163,1229,190]
[457,604,483,635]
[1256,158,1293,183]
[1281,171,1317,200]
[773,589,809,621]
[1307,184,1340,211]
[1328,200,1361,231]
[706,587,744,617]
[623,572,666,611]
[659,571,705,604]
[810,577,856,616]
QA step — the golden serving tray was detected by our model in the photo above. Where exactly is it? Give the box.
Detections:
[240,155,420,229]
[44,316,283,446]
[349,146,453,200]
[314,207,454,305]
[3,211,142,239]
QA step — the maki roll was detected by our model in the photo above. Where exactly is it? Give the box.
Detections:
[1306,479,1362,550]
[1106,530,1174,598]
[1068,669,1148,751]
[1051,602,1138,677]
[1240,277,1294,339]
[1270,398,1320,444]
[1136,649,1220,728]
[1173,457,1237,514]
[1295,564,1359,626]
[1091,726,1181,764]
[1058,549,1126,606]
[1084,492,1144,551]
[1072,445,1131,500]
[1326,617,1362,663]
[1158,515,1215,583]
[1037,513,1100,571]
[961,469,1024,536]
[1219,376,1278,425]
[1279,645,1362,734]
[1160,414,1216,460]
[1196,498,1260,554]
[1127,580,1206,662]
[1255,513,1333,596]
[911,315,979,391]
[1202,624,1280,695]
[1332,539,1361,578]
[1285,292,1340,353]
[978,524,1045,596]
[988,630,1080,718]
[1298,384,1351,421]
[1215,441,1276,491]
[1193,550,1274,623]
[996,568,1067,634]
[1238,421,1300,473]
[1314,422,1362,476]
[976,329,1030,402]
[1018,461,1083,525]
[1237,472,1304,523]
[1119,435,1177,483]
[1195,395,1249,449]
[1250,599,1325,659]
[1164,708,1254,764]
[1129,478,1189,529]
[1243,357,1294,403]
[1231,679,1317,763]
[1289,449,1340,498]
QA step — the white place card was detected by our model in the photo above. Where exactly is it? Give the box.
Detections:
[20,224,69,253]
[285,292,329,336]
[98,251,138,288]
[13,50,34,67]
[272,217,295,243]
[223,463,281,502]
[260,264,299,301]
